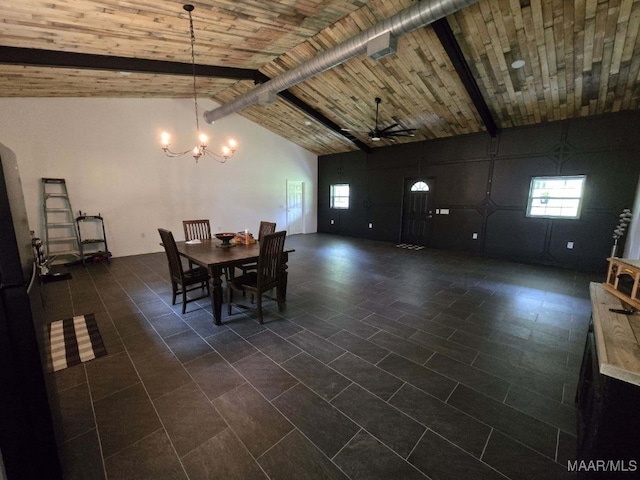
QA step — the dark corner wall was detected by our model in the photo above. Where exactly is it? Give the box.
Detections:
[318,110,640,271]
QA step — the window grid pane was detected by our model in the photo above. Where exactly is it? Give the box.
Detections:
[527,175,585,219]
[331,184,350,209]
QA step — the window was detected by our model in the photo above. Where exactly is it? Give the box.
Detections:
[410,181,430,192]
[330,184,350,209]
[526,175,586,219]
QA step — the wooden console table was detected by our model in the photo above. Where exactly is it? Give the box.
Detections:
[588,282,640,385]
[575,283,640,472]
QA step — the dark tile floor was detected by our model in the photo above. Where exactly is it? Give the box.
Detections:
[41,233,600,480]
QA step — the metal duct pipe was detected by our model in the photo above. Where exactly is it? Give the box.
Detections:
[203,0,478,124]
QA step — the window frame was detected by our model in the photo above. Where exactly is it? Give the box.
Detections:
[526,175,586,220]
[330,183,350,210]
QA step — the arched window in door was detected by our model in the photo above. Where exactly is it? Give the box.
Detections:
[410,181,430,192]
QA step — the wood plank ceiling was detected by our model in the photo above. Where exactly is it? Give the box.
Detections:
[1,0,639,156]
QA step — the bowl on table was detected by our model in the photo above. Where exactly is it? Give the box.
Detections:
[215,232,236,247]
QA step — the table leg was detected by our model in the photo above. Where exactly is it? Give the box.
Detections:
[210,266,223,325]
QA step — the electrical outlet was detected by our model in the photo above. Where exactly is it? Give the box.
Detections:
[330,219,335,225]
[472,233,478,239]
[567,241,574,249]
[368,223,373,229]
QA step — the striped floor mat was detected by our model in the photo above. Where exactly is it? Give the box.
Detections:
[395,244,426,250]
[48,314,107,372]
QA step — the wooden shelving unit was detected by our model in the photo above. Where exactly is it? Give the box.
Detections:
[76,213,110,265]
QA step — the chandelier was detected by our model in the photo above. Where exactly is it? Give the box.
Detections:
[161,4,237,163]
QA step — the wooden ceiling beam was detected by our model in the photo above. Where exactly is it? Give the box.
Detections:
[0,46,258,81]
[255,72,371,153]
[431,19,499,138]
[1,45,369,152]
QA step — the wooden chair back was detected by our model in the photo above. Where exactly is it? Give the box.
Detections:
[256,231,286,290]
[158,228,183,281]
[183,219,212,241]
[258,221,276,242]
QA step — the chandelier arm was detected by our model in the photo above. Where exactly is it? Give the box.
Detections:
[162,146,199,157]
[202,148,230,163]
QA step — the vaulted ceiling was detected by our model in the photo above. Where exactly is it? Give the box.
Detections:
[1,0,639,156]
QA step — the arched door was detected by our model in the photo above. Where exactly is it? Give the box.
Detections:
[401,178,434,246]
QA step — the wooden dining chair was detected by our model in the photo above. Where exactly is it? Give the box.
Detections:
[238,221,276,276]
[183,219,212,269]
[158,228,210,314]
[227,230,287,323]
[183,219,211,241]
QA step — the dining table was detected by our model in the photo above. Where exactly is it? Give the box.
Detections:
[174,237,294,324]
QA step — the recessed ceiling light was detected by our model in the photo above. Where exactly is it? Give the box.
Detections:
[118,71,132,76]
[304,120,312,126]
[511,59,525,69]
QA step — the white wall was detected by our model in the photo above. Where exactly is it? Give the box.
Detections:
[0,97,317,257]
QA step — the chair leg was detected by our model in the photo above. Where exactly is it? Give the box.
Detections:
[182,286,187,314]
[257,292,263,324]
[277,287,284,312]
[227,287,233,315]
[171,281,177,305]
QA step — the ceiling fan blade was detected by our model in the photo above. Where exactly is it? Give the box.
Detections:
[342,127,371,134]
[357,97,417,141]
[378,123,399,132]
[384,129,416,137]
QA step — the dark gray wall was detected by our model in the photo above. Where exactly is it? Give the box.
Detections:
[318,111,640,271]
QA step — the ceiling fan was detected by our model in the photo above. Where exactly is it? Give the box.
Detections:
[343,97,417,142]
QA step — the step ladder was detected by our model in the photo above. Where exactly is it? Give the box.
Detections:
[42,178,80,265]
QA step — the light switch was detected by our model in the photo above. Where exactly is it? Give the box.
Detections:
[330,219,335,225]
[567,242,574,249]
[368,223,373,229]
[472,233,478,239]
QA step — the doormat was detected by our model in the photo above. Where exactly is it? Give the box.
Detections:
[396,244,426,250]
[42,272,72,284]
[48,314,107,372]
